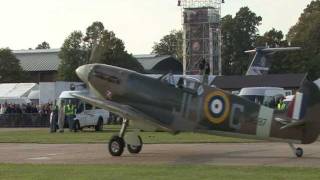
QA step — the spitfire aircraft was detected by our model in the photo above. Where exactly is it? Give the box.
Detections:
[73,64,320,158]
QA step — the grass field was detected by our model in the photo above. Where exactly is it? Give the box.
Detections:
[0,164,319,180]
[0,126,257,144]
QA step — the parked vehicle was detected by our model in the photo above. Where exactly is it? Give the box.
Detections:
[239,87,289,109]
[58,91,109,131]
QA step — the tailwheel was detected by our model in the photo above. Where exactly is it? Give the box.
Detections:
[108,135,125,156]
[289,143,303,158]
[127,135,143,154]
[295,147,303,158]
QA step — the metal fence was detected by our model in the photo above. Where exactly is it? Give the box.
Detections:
[0,114,49,127]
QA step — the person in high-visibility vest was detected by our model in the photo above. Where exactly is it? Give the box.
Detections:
[65,100,76,131]
[277,97,286,110]
[71,104,76,131]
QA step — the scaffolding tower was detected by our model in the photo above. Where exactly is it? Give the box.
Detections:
[179,0,223,75]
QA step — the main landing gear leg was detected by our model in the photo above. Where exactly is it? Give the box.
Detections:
[289,143,303,158]
[108,119,143,156]
[119,118,129,138]
[108,118,129,156]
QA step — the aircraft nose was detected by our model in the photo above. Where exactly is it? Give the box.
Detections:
[76,64,94,83]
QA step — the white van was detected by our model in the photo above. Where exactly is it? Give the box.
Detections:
[239,87,288,109]
[58,91,109,131]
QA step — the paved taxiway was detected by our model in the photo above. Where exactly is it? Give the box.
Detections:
[0,142,320,166]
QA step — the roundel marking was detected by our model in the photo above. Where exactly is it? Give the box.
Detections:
[204,91,231,124]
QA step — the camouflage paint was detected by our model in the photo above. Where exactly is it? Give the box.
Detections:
[77,64,320,145]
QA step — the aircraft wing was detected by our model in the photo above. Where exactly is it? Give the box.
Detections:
[71,93,171,132]
[245,47,301,53]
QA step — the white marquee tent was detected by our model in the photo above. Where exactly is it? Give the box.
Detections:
[0,83,38,104]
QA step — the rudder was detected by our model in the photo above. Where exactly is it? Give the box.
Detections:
[299,80,320,144]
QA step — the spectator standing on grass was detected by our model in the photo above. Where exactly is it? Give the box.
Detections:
[50,103,59,133]
[58,101,65,133]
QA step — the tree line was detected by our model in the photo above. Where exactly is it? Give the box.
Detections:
[0,21,144,82]
[153,0,320,80]
[0,0,319,83]
[57,22,143,81]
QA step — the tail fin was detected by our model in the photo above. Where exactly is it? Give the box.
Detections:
[245,47,301,76]
[298,80,320,144]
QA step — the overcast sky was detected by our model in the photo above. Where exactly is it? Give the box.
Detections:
[0,0,313,54]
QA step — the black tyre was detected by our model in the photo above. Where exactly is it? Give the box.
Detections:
[296,147,303,158]
[74,120,81,132]
[108,135,125,156]
[127,135,143,154]
[95,118,103,131]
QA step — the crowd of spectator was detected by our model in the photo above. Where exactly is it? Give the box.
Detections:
[0,102,53,115]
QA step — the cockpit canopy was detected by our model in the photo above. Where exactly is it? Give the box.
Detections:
[159,73,203,95]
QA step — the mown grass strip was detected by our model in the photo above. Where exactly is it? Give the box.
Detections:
[0,164,319,180]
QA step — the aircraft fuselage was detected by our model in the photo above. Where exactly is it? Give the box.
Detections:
[77,64,320,144]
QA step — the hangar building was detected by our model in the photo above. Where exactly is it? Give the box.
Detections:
[13,49,183,83]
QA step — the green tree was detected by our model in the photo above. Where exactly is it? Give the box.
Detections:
[58,21,145,77]
[221,15,235,75]
[287,0,320,47]
[282,0,320,79]
[254,28,288,75]
[152,30,183,62]
[58,31,87,81]
[83,21,104,49]
[35,41,50,49]
[0,48,26,82]
[221,7,262,75]
[90,30,144,72]
[255,28,286,48]
[83,21,105,64]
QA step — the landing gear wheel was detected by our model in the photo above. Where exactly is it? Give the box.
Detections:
[95,119,103,131]
[127,135,143,154]
[74,121,80,132]
[295,147,303,158]
[108,135,125,156]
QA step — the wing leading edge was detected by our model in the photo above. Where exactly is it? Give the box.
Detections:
[71,93,171,132]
